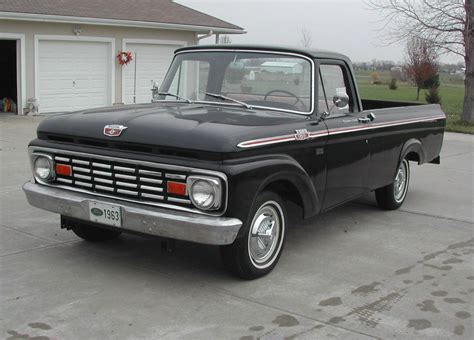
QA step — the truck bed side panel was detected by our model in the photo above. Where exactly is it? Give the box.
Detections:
[364,104,445,190]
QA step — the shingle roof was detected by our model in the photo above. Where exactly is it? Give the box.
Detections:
[0,0,243,32]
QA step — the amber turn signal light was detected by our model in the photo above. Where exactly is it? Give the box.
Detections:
[167,181,187,196]
[55,164,72,176]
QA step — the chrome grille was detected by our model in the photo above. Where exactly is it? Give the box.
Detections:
[52,153,192,206]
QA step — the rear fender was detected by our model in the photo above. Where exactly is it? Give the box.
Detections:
[400,138,425,165]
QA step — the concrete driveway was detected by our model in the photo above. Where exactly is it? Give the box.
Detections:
[1,115,472,339]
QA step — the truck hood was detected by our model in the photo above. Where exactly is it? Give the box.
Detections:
[37,103,309,153]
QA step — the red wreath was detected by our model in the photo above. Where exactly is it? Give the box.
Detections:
[117,51,133,65]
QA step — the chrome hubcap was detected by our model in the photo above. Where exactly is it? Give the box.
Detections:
[248,204,281,266]
[394,161,408,202]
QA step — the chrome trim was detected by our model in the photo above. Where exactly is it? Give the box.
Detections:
[116,181,138,188]
[171,49,315,116]
[168,197,192,204]
[55,156,70,162]
[186,175,223,210]
[117,189,138,196]
[95,185,113,192]
[165,173,186,180]
[31,153,56,183]
[140,185,163,192]
[28,146,229,217]
[142,193,164,200]
[238,130,328,148]
[73,166,90,173]
[236,115,445,148]
[74,174,91,181]
[72,159,89,165]
[115,174,136,180]
[23,182,242,245]
[75,181,92,188]
[93,170,112,177]
[95,177,113,185]
[139,169,162,177]
[92,162,111,169]
[57,178,72,184]
[115,166,135,173]
[140,178,163,185]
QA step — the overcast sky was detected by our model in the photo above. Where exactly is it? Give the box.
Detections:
[178,0,462,64]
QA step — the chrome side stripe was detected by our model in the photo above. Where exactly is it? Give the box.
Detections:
[237,115,445,148]
[237,131,328,148]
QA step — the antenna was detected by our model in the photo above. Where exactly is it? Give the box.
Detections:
[133,51,138,104]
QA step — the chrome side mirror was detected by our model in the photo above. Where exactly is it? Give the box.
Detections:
[333,93,349,109]
[151,81,160,102]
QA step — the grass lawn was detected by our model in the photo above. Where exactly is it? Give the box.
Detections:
[355,71,473,134]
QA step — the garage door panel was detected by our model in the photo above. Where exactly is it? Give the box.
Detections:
[123,43,178,104]
[38,40,111,113]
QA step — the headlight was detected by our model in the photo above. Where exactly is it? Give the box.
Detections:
[33,155,55,181]
[187,176,222,211]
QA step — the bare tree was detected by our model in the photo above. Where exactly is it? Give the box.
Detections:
[368,0,473,122]
[219,35,232,44]
[300,27,312,48]
[405,37,439,100]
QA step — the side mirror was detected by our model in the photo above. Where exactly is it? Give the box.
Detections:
[151,81,160,102]
[333,93,349,109]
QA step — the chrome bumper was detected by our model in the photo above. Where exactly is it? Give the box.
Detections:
[23,182,242,245]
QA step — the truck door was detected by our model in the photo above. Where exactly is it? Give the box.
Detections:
[318,62,370,210]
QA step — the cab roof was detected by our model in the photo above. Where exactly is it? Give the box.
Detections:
[176,44,352,64]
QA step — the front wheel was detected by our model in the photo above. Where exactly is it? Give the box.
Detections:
[221,191,286,279]
[375,158,410,210]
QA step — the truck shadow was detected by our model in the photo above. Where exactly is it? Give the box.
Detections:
[68,192,382,281]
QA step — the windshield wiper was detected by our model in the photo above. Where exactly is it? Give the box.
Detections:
[205,92,252,109]
[158,92,193,104]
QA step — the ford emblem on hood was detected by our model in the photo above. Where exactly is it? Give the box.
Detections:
[103,125,127,137]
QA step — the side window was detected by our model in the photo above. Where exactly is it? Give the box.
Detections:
[319,64,353,115]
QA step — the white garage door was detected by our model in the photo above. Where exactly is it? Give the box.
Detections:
[38,40,111,113]
[123,43,179,104]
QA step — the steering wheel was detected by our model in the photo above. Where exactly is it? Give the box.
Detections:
[264,90,307,111]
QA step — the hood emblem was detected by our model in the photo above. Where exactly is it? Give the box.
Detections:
[294,129,310,141]
[103,125,127,137]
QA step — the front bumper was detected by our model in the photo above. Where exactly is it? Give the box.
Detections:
[23,181,242,245]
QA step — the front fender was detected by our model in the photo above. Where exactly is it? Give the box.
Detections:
[222,154,319,229]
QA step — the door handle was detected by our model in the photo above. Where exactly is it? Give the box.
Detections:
[359,112,376,124]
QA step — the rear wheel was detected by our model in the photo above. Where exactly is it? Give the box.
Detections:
[72,224,122,242]
[221,191,286,279]
[375,158,410,210]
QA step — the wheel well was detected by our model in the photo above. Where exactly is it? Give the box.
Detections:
[405,151,420,164]
[263,180,304,217]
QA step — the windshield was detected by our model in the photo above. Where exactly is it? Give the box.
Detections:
[158,51,313,114]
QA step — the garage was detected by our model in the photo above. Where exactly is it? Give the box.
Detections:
[0,39,17,114]
[122,41,182,104]
[1,0,244,114]
[37,38,113,113]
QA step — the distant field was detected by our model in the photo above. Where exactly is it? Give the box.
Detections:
[355,70,472,134]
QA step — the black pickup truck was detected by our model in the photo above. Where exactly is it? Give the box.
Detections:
[23,45,445,279]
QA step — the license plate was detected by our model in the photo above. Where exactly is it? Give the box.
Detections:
[89,202,122,227]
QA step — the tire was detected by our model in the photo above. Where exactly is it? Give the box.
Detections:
[220,191,287,280]
[72,224,122,242]
[375,158,410,210]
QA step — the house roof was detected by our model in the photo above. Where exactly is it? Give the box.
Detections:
[0,0,244,33]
